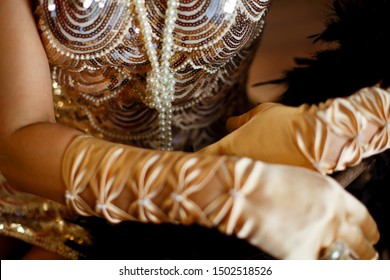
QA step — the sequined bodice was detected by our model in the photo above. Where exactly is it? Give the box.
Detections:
[37,0,271,150]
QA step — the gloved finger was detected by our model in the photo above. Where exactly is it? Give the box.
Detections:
[336,222,378,260]
[344,193,380,245]
[226,103,280,132]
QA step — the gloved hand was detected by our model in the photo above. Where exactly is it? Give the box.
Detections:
[62,135,379,259]
[201,87,390,174]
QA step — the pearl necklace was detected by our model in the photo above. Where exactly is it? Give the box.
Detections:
[133,0,178,150]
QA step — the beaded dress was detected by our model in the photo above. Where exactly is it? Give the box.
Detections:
[0,0,271,259]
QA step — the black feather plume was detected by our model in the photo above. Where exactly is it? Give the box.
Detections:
[279,0,390,106]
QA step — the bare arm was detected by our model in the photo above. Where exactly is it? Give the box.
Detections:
[0,0,81,203]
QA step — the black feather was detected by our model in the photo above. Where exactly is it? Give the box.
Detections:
[279,0,390,105]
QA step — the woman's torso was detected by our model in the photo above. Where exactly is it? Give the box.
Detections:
[38,0,271,150]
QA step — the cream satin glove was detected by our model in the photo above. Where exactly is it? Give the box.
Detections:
[202,87,390,174]
[62,135,379,259]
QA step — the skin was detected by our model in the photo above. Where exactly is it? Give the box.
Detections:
[0,0,81,204]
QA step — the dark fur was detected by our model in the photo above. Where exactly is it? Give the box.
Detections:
[273,0,390,255]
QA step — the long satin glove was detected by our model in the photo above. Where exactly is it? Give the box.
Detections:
[62,135,379,259]
[201,87,390,174]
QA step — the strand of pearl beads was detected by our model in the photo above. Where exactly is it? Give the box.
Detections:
[133,0,178,150]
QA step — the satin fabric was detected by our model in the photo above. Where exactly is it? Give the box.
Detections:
[62,135,379,259]
[202,87,390,174]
